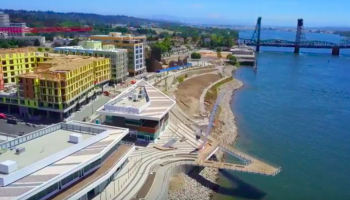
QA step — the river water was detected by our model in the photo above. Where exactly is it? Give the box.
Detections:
[213,30,350,200]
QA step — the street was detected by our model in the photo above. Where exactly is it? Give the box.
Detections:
[71,95,111,121]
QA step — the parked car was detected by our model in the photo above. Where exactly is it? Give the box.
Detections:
[0,113,6,119]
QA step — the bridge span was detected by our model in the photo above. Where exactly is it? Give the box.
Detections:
[239,18,349,55]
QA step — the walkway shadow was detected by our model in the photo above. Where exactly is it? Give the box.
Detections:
[187,167,267,200]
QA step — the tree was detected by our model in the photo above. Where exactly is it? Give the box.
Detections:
[37,47,44,52]
[177,76,185,84]
[45,47,50,52]
[191,52,201,59]
[52,42,62,47]
[69,39,79,46]
[217,50,222,58]
[0,42,10,48]
[33,39,41,46]
[18,40,30,47]
[184,36,188,44]
[227,54,237,64]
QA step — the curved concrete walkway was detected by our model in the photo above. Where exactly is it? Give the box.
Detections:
[199,76,230,115]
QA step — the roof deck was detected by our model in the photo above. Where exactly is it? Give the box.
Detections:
[0,129,93,174]
[0,121,129,200]
[97,80,176,121]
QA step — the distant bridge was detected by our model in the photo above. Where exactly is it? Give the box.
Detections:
[238,18,349,55]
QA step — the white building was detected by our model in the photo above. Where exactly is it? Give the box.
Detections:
[54,40,128,83]
[96,79,176,142]
[89,32,147,76]
[0,121,134,200]
[0,12,26,37]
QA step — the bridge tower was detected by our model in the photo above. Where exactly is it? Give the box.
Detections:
[294,19,305,54]
[252,17,262,52]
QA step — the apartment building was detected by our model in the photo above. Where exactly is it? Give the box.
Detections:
[89,32,146,76]
[54,40,128,83]
[0,48,51,86]
[97,80,176,142]
[16,55,110,119]
[0,50,110,120]
[0,121,134,200]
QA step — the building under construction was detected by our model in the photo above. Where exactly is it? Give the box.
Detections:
[0,49,110,120]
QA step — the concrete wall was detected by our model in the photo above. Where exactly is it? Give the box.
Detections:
[145,161,197,200]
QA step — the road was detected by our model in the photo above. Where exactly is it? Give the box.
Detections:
[71,95,111,121]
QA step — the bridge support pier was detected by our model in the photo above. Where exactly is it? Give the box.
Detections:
[256,45,260,52]
[294,46,300,54]
[332,47,340,56]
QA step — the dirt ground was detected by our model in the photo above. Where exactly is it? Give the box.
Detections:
[200,51,231,59]
[175,73,221,117]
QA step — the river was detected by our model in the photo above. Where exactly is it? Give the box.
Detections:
[213,30,350,200]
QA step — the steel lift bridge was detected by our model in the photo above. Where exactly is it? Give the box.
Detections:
[193,87,281,176]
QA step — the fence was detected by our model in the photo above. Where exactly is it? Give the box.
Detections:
[0,123,61,150]
[0,123,108,150]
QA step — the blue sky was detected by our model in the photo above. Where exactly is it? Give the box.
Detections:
[2,0,349,27]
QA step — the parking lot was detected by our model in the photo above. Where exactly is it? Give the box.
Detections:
[0,119,44,137]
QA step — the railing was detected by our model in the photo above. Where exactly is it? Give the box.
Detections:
[61,123,105,135]
[0,123,61,150]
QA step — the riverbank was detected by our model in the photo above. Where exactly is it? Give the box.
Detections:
[168,66,243,200]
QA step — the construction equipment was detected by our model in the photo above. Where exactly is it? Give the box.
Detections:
[0,26,93,33]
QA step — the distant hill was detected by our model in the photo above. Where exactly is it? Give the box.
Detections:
[0,9,174,27]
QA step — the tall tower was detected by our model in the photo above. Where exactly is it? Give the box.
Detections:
[251,17,262,52]
[294,19,305,54]
[0,12,10,27]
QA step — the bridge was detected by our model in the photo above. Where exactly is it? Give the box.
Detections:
[238,17,350,55]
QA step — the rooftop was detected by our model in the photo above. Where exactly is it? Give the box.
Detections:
[0,129,93,173]
[18,55,106,79]
[54,46,127,53]
[97,80,176,121]
[0,47,36,55]
[0,121,129,200]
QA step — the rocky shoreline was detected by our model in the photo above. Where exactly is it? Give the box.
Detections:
[168,77,244,200]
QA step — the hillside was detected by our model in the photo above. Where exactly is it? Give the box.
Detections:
[0,9,170,27]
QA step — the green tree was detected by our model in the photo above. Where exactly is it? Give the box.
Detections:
[37,47,44,52]
[0,42,10,48]
[191,52,201,59]
[45,47,50,52]
[33,39,41,46]
[227,54,237,64]
[177,76,185,84]
[217,50,222,58]
[69,39,79,46]
[184,36,188,44]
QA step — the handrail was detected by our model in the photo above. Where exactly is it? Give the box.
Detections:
[63,143,135,200]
